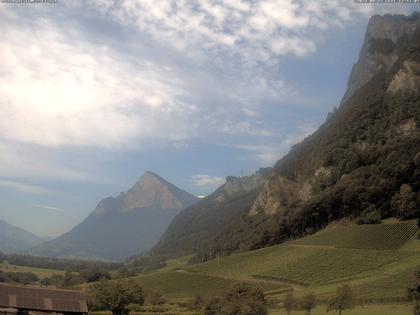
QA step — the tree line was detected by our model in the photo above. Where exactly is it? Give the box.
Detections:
[0,251,121,272]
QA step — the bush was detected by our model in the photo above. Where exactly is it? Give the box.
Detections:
[357,206,382,224]
[189,294,204,310]
[408,271,420,315]
[203,297,221,315]
[146,290,166,306]
[88,280,144,315]
[327,285,356,314]
[202,283,267,315]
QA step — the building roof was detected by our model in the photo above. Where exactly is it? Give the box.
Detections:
[0,283,88,313]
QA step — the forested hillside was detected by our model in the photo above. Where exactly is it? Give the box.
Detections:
[153,168,271,256]
[199,13,420,257]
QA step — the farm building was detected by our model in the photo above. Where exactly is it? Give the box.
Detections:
[0,283,88,315]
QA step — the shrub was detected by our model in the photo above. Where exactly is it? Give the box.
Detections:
[88,280,144,315]
[146,290,166,306]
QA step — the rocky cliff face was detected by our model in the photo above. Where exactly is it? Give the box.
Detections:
[342,13,420,104]
[214,168,272,203]
[94,172,198,215]
[250,13,420,218]
[31,172,198,261]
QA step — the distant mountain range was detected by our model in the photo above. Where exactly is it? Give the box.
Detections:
[30,172,198,261]
[0,219,42,253]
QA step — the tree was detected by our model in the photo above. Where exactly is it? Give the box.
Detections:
[283,291,296,315]
[203,297,221,315]
[327,285,356,315]
[88,280,144,315]
[300,293,317,315]
[40,277,50,287]
[391,184,418,219]
[146,290,166,306]
[189,294,204,310]
[79,268,111,282]
[220,282,267,315]
[408,271,420,315]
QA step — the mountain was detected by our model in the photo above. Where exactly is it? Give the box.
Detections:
[31,172,198,261]
[197,13,420,257]
[152,168,272,256]
[0,219,42,253]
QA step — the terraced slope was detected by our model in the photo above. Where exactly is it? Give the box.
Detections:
[117,221,419,303]
[187,245,417,286]
[292,220,418,250]
[180,221,420,301]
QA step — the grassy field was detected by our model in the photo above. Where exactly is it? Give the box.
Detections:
[124,220,419,312]
[0,262,63,278]
[268,304,413,315]
[126,269,284,300]
[187,246,417,286]
[292,220,418,250]
[93,303,413,315]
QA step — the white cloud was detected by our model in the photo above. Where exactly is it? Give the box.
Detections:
[0,141,91,182]
[0,13,194,149]
[191,174,226,187]
[0,179,50,195]
[82,0,372,63]
[33,204,66,213]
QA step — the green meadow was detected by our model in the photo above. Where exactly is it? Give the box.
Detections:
[0,261,63,278]
[125,220,419,313]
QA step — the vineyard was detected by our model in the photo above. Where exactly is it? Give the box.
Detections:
[127,270,281,299]
[122,220,420,304]
[257,248,415,285]
[292,220,418,250]
[187,245,417,286]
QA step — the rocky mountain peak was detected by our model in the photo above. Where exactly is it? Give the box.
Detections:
[342,13,420,104]
[123,171,194,210]
[94,172,198,215]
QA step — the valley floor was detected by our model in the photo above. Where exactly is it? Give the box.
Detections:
[268,304,412,315]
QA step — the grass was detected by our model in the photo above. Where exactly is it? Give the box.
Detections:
[125,270,282,300]
[268,304,413,315]
[258,248,415,285]
[186,245,418,286]
[179,220,420,305]
[96,220,420,313]
[292,220,418,250]
[0,262,63,278]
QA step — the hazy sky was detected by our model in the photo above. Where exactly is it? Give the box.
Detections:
[0,1,417,237]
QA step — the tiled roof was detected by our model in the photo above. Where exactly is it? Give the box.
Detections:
[0,283,88,313]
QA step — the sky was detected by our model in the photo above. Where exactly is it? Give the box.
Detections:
[0,1,418,237]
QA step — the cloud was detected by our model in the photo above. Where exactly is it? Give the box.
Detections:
[191,174,226,187]
[0,1,406,187]
[234,121,317,165]
[0,12,194,149]
[0,141,92,182]
[0,179,51,195]
[33,204,66,213]
[82,0,372,63]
